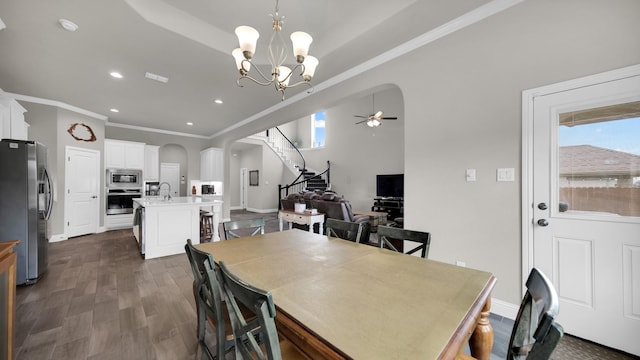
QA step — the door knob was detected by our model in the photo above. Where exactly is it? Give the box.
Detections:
[537,202,548,210]
[537,219,549,227]
[92,195,97,199]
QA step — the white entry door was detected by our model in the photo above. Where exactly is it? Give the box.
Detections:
[65,146,100,237]
[160,163,180,198]
[525,66,640,355]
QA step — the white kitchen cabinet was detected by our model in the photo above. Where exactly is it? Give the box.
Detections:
[200,147,224,181]
[0,95,28,141]
[144,145,160,181]
[105,139,145,169]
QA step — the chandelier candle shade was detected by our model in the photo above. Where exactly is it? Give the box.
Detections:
[232,0,319,101]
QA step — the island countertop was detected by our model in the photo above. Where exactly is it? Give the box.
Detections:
[133,196,222,207]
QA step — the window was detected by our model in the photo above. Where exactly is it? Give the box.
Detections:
[311,110,325,148]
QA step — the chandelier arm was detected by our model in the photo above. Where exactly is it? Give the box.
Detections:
[237,73,276,87]
[282,80,314,92]
[240,60,277,84]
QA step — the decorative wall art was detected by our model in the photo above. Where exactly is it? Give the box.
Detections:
[249,170,259,186]
[67,123,97,142]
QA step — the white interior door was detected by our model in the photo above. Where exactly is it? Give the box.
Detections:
[160,163,180,198]
[240,168,248,210]
[526,67,640,355]
[65,147,99,237]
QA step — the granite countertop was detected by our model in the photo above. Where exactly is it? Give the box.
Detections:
[133,196,223,207]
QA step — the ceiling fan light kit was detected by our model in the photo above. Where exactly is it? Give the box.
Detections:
[232,0,319,101]
[355,93,398,127]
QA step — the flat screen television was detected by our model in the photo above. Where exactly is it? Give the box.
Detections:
[376,174,404,199]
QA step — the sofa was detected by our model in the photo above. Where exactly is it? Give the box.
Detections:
[280,191,371,241]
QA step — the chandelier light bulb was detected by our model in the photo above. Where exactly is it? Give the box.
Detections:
[290,31,313,63]
[232,48,249,73]
[235,26,259,59]
[302,56,319,80]
[277,66,292,86]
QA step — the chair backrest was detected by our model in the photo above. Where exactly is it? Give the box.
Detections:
[325,218,364,243]
[184,239,228,360]
[223,218,265,240]
[376,225,431,259]
[508,267,564,359]
[217,261,283,360]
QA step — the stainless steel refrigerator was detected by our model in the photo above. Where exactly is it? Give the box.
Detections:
[0,139,53,285]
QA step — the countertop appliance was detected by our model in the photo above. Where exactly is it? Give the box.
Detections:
[145,181,160,196]
[0,139,53,285]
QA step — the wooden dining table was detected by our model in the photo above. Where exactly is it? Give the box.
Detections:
[196,229,496,360]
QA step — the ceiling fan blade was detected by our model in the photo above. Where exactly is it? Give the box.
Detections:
[381,117,398,120]
[355,120,367,124]
[354,115,368,118]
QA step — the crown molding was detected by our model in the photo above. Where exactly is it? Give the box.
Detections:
[4,92,108,121]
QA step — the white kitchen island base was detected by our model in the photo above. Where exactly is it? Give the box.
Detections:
[134,197,223,259]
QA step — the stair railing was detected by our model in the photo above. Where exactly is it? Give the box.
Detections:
[278,160,331,209]
[267,127,306,177]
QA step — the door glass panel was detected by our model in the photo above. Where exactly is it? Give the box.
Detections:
[558,101,640,217]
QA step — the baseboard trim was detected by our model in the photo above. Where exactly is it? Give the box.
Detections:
[245,207,278,214]
[50,226,108,243]
[490,298,519,320]
[50,234,68,243]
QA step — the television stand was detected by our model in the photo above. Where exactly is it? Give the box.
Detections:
[372,197,403,220]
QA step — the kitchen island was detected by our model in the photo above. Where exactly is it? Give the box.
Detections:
[133,197,223,259]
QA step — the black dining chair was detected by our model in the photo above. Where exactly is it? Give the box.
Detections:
[325,218,364,243]
[217,261,307,360]
[508,267,563,359]
[223,218,265,240]
[376,225,431,259]
[184,239,231,360]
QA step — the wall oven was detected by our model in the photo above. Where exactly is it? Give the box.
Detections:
[106,169,142,215]
[106,188,141,215]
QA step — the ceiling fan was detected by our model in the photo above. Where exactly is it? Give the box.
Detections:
[354,94,398,127]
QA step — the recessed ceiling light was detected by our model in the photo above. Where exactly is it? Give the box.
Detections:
[214,99,223,104]
[110,108,119,113]
[110,72,123,79]
[58,18,78,32]
[186,122,193,126]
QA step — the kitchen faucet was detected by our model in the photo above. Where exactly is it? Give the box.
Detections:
[158,182,172,200]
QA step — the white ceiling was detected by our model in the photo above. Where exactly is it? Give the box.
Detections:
[0,0,492,138]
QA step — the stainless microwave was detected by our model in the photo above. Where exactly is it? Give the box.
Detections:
[106,168,142,188]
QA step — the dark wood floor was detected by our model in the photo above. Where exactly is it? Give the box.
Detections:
[14,211,636,359]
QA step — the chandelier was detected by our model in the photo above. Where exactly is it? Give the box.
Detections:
[232,0,319,101]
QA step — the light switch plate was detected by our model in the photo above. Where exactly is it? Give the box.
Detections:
[466,169,476,182]
[497,168,515,182]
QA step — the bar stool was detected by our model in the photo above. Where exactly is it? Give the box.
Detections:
[200,210,214,242]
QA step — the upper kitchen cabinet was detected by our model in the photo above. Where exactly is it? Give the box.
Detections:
[200,147,224,182]
[105,139,145,170]
[144,145,160,181]
[0,94,28,141]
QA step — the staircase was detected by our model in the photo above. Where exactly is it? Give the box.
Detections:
[302,170,328,192]
[260,127,331,207]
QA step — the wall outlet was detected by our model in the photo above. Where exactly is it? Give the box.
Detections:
[455,260,466,267]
